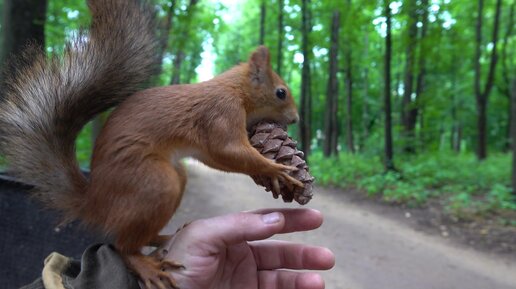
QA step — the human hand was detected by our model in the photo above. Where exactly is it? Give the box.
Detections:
[157,208,334,289]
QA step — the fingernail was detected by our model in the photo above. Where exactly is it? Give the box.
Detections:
[262,212,281,224]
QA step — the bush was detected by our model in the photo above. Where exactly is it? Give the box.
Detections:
[309,152,383,187]
[308,150,514,215]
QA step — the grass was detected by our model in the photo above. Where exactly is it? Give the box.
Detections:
[309,151,516,220]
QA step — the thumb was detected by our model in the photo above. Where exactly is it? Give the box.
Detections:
[188,211,286,247]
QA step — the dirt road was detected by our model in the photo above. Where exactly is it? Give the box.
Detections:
[164,161,516,289]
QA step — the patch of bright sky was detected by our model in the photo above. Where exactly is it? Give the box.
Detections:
[372,1,401,38]
[67,9,80,19]
[196,0,242,81]
[196,38,215,82]
[373,0,456,37]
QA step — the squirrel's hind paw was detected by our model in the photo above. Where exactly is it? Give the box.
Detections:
[123,253,183,289]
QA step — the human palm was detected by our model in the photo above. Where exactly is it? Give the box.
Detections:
[159,209,334,289]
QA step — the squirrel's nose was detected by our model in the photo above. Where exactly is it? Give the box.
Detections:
[289,113,300,124]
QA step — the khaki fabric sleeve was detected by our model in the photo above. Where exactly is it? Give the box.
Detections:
[42,253,70,289]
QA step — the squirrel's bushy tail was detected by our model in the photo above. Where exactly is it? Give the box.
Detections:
[0,0,159,217]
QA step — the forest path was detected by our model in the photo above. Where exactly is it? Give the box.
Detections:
[163,161,516,289]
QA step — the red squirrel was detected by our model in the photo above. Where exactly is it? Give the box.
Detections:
[0,0,302,288]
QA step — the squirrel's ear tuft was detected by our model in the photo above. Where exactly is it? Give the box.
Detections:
[249,46,271,85]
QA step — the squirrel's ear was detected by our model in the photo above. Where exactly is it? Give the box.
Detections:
[248,46,271,85]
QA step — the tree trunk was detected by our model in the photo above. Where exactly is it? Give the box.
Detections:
[501,2,515,151]
[418,106,425,149]
[394,52,403,131]
[259,1,266,45]
[299,0,312,157]
[507,101,513,152]
[474,0,502,160]
[91,117,102,145]
[449,30,459,152]
[477,97,488,157]
[277,0,284,76]
[168,0,198,85]
[362,32,370,149]
[456,124,462,153]
[91,113,108,145]
[474,0,486,159]
[451,114,463,153]
[345,39,354,153]
[511,79,516,197]
[326,22,339,156]
[170,51,185,85]
[412,0,429,152]
[1,0,47,74]
[450,73,462,153]
[384,0,395,171]
[323,11,340,157]
[401,1,418,154]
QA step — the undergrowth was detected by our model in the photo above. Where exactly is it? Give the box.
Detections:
[7,126,516,223]
[309,151,516,220]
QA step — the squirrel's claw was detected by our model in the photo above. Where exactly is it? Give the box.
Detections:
[124,254,183,289]
[272,176,281,196]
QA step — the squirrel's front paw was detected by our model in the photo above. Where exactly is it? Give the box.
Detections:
[268,162,304,194]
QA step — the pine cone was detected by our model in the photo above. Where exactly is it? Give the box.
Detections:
[249,121,314,205]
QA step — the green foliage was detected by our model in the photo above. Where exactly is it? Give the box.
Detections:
[488,184,516,210]
[45,0,89,53]
[309,151,514,215]
[4,0,512,222]
[309,151,383,186]
[155,0,222,85]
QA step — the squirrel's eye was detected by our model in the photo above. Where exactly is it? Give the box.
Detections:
[276,88,287,100]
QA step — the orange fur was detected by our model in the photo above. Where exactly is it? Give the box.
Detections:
[80,46,299,254]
